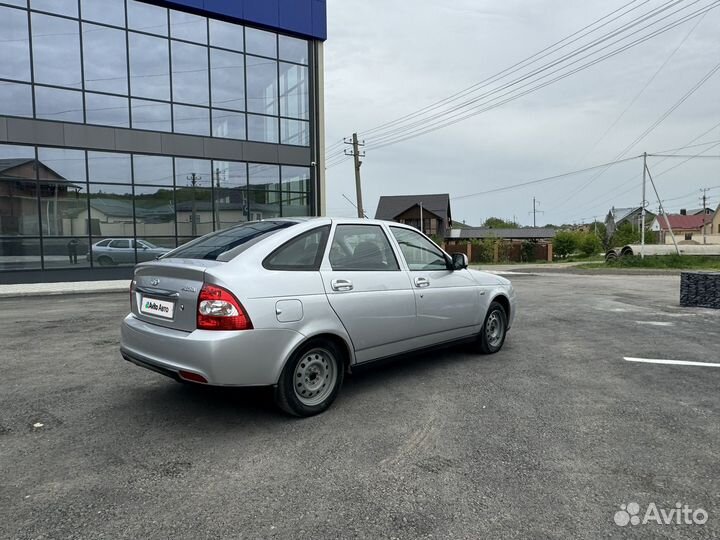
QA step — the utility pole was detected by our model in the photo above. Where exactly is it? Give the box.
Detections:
[188,173,201,236]
[419,201,424,234]
[640,152,647,259]
[214,167,222,231]
[528,198,543,227]
[344,133,366,218]
[701,188,710,244]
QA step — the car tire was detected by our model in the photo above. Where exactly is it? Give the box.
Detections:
[275,339,344,417]
[97,256,113,266]
[478,301,508,354]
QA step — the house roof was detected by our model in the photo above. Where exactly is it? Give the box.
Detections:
[448,227,556,240]
[375,194,450,222]
[607,206,656,224]
[609,207,639,222]
[655,214,708,231]
[0,158,35,174]
[687,207,714,215]
[0,157,82,190]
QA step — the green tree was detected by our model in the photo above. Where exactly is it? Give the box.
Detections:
[553,231,577,259]
[482,217,519,229]
[609,222,657,248]
[579,232,602,257]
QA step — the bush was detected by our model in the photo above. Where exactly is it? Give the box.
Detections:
[472,239,495,263]
[554,231,577,259]
[521,240,537,262]
[579,233,602,257]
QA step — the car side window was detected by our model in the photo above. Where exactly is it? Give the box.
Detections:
[329,225,399,271]
[263,226,330,271]
[96,239,111,247]
[109,239,130,249]
[390,227,448,271]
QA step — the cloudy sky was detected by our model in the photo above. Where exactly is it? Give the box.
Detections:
[322,0,720,227]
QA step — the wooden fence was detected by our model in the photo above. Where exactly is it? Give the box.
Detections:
[443,241,553,263]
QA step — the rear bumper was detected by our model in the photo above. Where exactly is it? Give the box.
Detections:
[120,314,305,386]
[121,348,182,381]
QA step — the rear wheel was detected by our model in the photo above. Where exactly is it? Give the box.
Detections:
[275,339,344,417]
[479,301,507,354]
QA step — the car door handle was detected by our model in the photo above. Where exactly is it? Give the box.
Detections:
[331,279,353,291]
[414,277,430,288]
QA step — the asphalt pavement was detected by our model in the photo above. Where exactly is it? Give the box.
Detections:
[1,273,718,539]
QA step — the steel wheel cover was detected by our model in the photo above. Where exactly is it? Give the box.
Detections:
[293,348,338,406]
[485,310,505,348]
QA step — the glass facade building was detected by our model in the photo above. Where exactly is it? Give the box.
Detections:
[0,0,326,282]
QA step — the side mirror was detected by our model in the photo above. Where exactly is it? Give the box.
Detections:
[451,252,468,270]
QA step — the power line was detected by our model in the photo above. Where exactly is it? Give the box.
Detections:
[357,0,647,138]
[450,155,641,201]
[552,56,720,209]
[325,1,720,170]
[567,139,720,222]
[565,119,720,218]
[647,153,720,158]
[363,0,717,149]
[571,8,707,166]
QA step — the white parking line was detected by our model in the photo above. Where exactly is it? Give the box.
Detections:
[635,321,674,327]
[624,357,720,368]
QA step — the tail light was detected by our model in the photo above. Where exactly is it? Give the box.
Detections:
[197,283,252,330]
[130,279,136,310]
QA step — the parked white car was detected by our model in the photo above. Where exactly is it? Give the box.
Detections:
[90,238,171,266]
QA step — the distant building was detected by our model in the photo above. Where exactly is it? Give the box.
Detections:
[605,206,656,238]
[375,194,452,238]
[650,210,712,244]
[710,204,720,238]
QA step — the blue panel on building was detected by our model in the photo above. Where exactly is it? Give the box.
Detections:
[278,0,312,38]
[203,0,243,20]
[244,0,280,29]
[311,0,327,41]
[149,0,327,40]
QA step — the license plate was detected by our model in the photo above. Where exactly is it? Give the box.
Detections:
[140,297,175,319]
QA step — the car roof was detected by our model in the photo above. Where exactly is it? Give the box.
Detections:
[273,216,415,228]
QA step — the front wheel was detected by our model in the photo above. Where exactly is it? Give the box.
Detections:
[478,301,508,354]
[275,340,344,417]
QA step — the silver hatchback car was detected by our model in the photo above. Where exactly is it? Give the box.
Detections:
[120,218,516,416]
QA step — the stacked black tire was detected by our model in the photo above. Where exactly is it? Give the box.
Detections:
[680,272,720,309]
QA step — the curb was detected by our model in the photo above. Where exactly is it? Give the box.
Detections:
[0,288,128,298]
[0,282,128,299]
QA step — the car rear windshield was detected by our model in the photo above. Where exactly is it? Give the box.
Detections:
[164,221,296,261]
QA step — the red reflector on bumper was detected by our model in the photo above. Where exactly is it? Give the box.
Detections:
[178,370,208,384]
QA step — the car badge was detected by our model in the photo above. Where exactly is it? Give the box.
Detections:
[151,278,160,286]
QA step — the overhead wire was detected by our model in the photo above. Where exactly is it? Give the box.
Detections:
[551,56,720,209]
[363,0,716,149]
[325,0,720,169]
[356,0,648,138]
[449,156,642,201]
